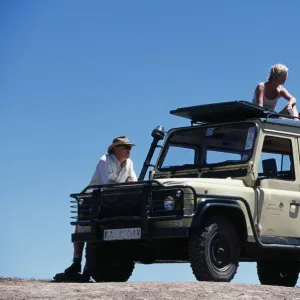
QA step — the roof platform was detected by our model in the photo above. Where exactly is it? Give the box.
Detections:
[170,100,279,124]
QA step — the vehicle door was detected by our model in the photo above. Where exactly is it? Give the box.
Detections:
[255,134,300,240]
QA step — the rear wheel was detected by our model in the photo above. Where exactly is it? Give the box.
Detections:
[257,260,299,287]
[86,243,135,282]
[189,216,240,282]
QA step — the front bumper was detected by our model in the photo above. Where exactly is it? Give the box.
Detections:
[70,180,196,242]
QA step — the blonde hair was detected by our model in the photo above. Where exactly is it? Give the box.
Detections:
[267,64,288,82]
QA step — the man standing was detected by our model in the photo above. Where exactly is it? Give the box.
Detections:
[55,136,137,281]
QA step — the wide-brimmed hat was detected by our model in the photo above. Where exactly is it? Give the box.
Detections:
[107,136,136,154]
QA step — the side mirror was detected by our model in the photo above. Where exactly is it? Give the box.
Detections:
[262,158,278,178]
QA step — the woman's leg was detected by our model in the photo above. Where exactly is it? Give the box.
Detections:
[279,104,299,120]
[292,105,299,118]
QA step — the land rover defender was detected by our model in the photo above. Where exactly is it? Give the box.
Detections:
[70,101,300,286]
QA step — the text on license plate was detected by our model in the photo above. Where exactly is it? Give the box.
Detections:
[103,228,141,241]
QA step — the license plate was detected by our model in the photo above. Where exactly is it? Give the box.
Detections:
[103,228,141,241]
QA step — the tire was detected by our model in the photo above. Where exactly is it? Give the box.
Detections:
[189,216,240,282]
[86,243,135,282]
[92,260,135,282]
[257,260,299,287]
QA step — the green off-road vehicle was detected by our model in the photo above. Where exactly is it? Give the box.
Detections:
[70,101,300,286]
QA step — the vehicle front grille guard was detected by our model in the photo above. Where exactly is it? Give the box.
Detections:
[70,180,197,240]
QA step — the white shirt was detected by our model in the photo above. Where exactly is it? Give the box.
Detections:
[252,85,282,110]
[89,154,137,185]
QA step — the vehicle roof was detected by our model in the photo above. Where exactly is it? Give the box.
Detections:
[170,100,300,128]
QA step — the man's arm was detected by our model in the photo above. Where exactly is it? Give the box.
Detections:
[128,159,137,181]
[89,159,109,185]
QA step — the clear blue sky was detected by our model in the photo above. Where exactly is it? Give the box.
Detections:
[1,0,300,284]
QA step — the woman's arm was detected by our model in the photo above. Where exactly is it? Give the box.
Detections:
[254,83,265,107]
[279,87,298,117]
[280,87,296,107]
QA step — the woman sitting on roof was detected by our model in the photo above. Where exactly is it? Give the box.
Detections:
[253,63,299,119]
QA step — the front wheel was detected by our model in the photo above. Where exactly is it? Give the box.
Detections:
[189,216,240,282]
[257,260,299,287]
[92,260,135,282]
[86,243,135,282]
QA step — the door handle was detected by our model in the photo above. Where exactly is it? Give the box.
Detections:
[290,200,300,206]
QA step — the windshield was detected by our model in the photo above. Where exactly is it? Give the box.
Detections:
[158,122,257,171]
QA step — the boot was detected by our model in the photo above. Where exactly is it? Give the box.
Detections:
[64,259,82,274]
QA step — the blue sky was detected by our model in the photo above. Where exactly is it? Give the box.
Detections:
[1,0,300,284]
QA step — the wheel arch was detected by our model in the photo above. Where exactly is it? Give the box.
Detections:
[191,200,248,244]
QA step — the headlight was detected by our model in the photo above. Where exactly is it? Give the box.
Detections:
[78,198,84,205]
[164,196,175,210]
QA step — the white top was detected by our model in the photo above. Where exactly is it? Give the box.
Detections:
[252,85,282,110]
[89,154,137,185]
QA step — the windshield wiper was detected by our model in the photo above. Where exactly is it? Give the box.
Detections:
[204,160,242,170]
[161,164,198,172]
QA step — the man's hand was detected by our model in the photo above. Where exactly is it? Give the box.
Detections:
[126,176,134,182]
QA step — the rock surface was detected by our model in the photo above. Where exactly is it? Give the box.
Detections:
[1,278,300,300]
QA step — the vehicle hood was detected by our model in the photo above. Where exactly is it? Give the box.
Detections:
[155,177,245,187]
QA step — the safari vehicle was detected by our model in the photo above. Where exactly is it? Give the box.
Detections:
[71,101,300,286]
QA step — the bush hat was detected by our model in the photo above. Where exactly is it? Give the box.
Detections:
[108,136,135,154]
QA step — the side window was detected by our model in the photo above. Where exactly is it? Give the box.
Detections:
[258,136,295,181]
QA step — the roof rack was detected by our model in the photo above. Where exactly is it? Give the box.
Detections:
[170,100,280,124]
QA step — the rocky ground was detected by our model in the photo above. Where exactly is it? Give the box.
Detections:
[0,278,300,300]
